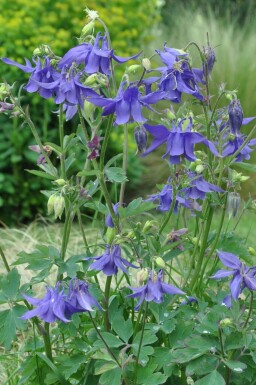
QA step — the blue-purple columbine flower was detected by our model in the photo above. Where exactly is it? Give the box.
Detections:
[134,125,148,154]
[155,44,204,102]
[147,183,199,213]
[143,118,219,164]
[211,251,256,306]
[2,57,59,99]
[86,244,138,276]
[58,32,141,76]
[65,279,102,317]
[228,99,244,136]
[88,81,166,125]
[182,173,224,200]
[127,270,185,310]
[105,203,119,228]
[20,284,70,323]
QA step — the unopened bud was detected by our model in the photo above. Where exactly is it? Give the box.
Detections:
[47,194,57,215]
[54,195,65,219]
[142,220,156,233]
[127,230,136,239]
[203,46,216,74]
[248,247,256,256]
[84,74,98,86]
[81,20,95,36]
[155,257,166,269]
[166,109,176,121]
[33,47,42,56]
[105,227,116,245]
[228,99,243,136]
[84,100,95,119]
[191,237,201,246]
[54,178,66,187]
[126,65,142,74]
[195,164,204,174]
[219,318,232,327]
[0,83,10,99]
[137,268,148,284]
[134,126,147,153]
[142,58,151,71]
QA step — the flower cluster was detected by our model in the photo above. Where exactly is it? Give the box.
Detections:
[21,279,101,323]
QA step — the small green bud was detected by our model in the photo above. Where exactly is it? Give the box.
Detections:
[81,20,95,36]
[137,268,148,284]
[155,257,166,269]
[126,64,142,74]
[187,377,194,385]
[127,230,136,239]
[84,100,95,119]
[195,164,204,174]
[229,133,235,141]
[190,162,197,171]
[54,195,65,219]
[142,220,155,233]
[225,93,233,101]
[191,237,201,246]
[47,194,57,215]
[33,47,42,56]
[219,318,232,327]
[142,58,151,71]
[0,83,10,99]
[106,227,116,245]
[84,74,98,86]
[166,109,176,121]
[248,247,256,256]
[54,178,66,187]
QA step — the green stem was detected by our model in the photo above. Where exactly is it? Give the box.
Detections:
[134,302,148,382]
[104,276,112,331]
[189,205,214,292]
[180,366,187,385]
[43,322,53,362]
[243,291,253,328]
[59,104,65,179]
[60,206,72,262]
[0,245,10,272]
[100,114,114,172]
[157,187,176,241]
[88,312,121,367]
[119,124,128,206]
[218,326,225,357]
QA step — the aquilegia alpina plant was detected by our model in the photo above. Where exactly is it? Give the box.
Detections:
[1,7,256,385]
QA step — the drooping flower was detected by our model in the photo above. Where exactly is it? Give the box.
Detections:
[58,32,141,76]
[2,57,59,98]
[28,144,52,165]
[105,203,119,228]
[88,81,166,125]
[228,99,244,136]
[65,279,102,317]
[182,172,224,200]
[134,125,148,153]
[127,270,185,310]
[143,118,219,164]
[86,244,138,276]
[87,135,102,160]
[211,251,256,302]
[20,284,70,323]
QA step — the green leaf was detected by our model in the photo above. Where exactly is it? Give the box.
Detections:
[104,153,123,168]
[111,313,133,343]
[36,353,70,384]
[224,360,247,373]
[234,162,256,173]
[44,142,62,155]
[99,367,122,385]
[105,167,127,183]
[137,364,167,385]
[13,245,59,271]
[25,169,56,180]
[118,199,156,218]
[84,201,108,215]
[94,361,118,375]
[194,370,225,385]
[54,354,86,379]
[77,169,100,177]
[17,356,39,385]
[186,356,219,376]
[0,304,26,349]
[133,330,158,347]
[0,268,20,301]
[94,332,125,348]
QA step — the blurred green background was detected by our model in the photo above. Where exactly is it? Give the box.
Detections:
[0,0,256,225]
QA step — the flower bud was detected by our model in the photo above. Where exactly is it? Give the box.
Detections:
[134,126,147,153]
[248,247,256,256]
[166,109,176,121]
[142,58,151,71]
[127,230,136,239]
[227,192,240,218]
[105,227,116,245]
[54,179,66,187]
[219,318,232,327]
[33,47,42,56]
[84,74,98,86]
[142,220,156,233]
[136,268,148,284]
[195,164,204,174]
[126,65,142,74]
[203,46,216,74]
[54,195,65,219]
[228,99,244,136]
[47,194,57,215]
[84,100,95,119]
[0,83,10,99]
[155,257,166,269]
[191,237,201,246]
[81,20,95,36]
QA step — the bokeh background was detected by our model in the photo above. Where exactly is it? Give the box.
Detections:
[0,0,256,225]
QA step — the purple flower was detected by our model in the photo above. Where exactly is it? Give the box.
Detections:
[155,44,204,102]
[87,244,138,276]
[147,183,198,213]
[2,57,59,98]
[88,81,166,125]
[28,144,52,165]
[182,173,224,200]
[134,125,148,153]
[228,99,244,136]
[58,32,141,76]
[203,46,216,75]
[211,251,256,302]
[65,279,102,317]
[87,135,102,160]
[20,284,70,323]
[143,118,219,164]
[127,270,185,310]
[222,135,256,162]
[105,203,119,228]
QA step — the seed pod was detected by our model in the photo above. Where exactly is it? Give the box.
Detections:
[134,126,147,153]
[47,194,57,215]
[228,99,244,135]
[54,195,65,219]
